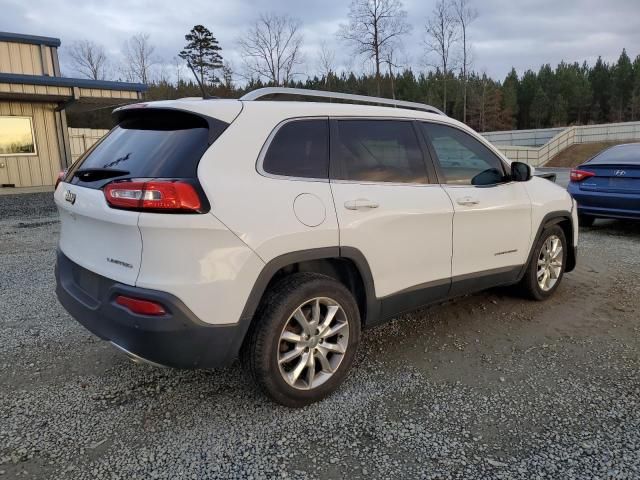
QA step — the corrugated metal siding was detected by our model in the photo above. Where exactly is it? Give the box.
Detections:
[0,41,48,76]
[0,102,62,187]
[69,127,109,162]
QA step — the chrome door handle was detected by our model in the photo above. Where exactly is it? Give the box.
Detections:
[344,199,379,210]
[456,196,479,206]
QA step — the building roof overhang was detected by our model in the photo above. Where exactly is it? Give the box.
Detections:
[0,73,147,105]
[0,31,61,47]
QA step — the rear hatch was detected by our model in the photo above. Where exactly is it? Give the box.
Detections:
[55,103,239,285]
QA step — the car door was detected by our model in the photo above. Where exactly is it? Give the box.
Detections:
[419,122,532,292]
[329,119,454,313]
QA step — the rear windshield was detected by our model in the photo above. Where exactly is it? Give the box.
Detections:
[67,109,227,188]
[588,144,640,165]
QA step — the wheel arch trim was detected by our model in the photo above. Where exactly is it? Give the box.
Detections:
[519,210,577,279]
[239,246,378,327]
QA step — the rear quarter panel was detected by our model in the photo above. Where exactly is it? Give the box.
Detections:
[136,212,264,325]
[197,104,340,263]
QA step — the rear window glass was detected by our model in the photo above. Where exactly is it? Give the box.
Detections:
[588,144,640,165]
[262,119,329,179]
[68,110,226,187]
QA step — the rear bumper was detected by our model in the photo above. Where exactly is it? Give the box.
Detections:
[55,249,249,368]
[569,184,640,220]
[576,205,640,220]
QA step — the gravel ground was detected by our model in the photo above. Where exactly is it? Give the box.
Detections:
[1,195,639,479]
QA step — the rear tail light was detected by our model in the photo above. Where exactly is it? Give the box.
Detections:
[115,295,166,316]
[55,170,66,189]
[570,169,595,182]
[104,180,202,212]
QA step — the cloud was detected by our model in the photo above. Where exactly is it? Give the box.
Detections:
[1,0,638,82]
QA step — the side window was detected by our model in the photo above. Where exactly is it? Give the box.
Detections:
[262,119,329,179]
[420,123,507,186]
[332,120,428,184]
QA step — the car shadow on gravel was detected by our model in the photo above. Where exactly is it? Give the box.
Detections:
[581,218,640,237]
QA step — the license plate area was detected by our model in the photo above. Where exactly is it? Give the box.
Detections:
[72,263,101,300]
[608,177,637,190]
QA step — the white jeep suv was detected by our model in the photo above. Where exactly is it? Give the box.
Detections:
[55,88,578,407]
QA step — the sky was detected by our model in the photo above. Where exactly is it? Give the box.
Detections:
[2,0,640,83]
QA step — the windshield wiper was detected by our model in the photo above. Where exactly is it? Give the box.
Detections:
[73,168,130,181]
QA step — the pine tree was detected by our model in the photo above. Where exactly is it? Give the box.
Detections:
[179,25,223,92]
[589,56,611,122]
[611,49,634,121]
[530,86,550,128]
[501,68,519,129]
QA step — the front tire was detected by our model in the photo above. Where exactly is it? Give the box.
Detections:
[519,225,567,300]
[241,273,361,407]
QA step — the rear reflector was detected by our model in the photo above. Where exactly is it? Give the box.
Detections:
[570,169,596,182]
[104,180,201,212]
[115,295,166,316]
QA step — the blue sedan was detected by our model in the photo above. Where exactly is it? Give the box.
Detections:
[568,143,640,225]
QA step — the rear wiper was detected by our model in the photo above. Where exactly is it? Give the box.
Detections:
[73,168,130,181]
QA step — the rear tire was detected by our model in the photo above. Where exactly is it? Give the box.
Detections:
[578,214,595,227]
[241,272,361,407]
[519,225,567,301]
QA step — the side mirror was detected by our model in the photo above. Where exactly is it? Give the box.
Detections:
[511,161,532,182]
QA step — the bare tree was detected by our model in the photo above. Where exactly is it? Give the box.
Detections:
[424,0,458,113]
[67,40,108,80]
[172,56,185,85]
[317,42,336,87]
[454,0,477,123]
[382,47,404,100]
[339,0,411,96]
[222,61,234,89]
[238,13,304,86]
[122,33,156,84]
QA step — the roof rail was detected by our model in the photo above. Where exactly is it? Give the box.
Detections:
[240,87,445,115]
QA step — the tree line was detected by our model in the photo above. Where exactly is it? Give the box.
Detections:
[65,0,640,133]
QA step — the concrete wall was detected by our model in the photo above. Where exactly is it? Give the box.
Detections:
[492,121,640,166]
[481,127,565,147]
[0,101,63,187]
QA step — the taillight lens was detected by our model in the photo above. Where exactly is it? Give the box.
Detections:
[55,170,66,189]
[570,169,595,182]
[115,295,166,316]
[104,180,202,212]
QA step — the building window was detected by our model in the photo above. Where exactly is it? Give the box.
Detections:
[0,116,37,156]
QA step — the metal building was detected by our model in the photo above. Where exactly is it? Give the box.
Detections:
[0,31,146,192]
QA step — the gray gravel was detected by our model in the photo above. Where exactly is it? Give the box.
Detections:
[1,196,639,479]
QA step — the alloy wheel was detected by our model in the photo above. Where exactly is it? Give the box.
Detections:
[277,297,349,390]
[537,234,563,291]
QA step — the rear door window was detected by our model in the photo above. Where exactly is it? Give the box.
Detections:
[420,122,507,186]
[67,109,226,189]
[262,119,329,179]
[331,120,428,184]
